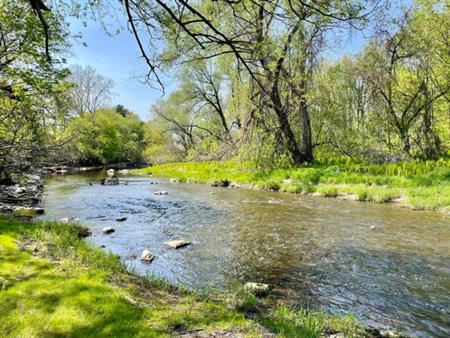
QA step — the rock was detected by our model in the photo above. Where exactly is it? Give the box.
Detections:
[15,186,27,194]
[102,227,115,234]
[212,179,230,187]
[154,190,168,195]
[88,182,93,186]
[244,282,270,296]
[107,169,115,176]
[169,178,179,183]
[380,330,400,337]
[164,239,191,249]
[118,169,130,175]
[35,208,45,214]
[101,176,119,186]
[60,217,70,223]
[78,227,92,238]
[116,216,127,222]
[140,249,155,262]
[370,225,376,230]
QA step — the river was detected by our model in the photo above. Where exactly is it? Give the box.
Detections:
[38,172,450,337]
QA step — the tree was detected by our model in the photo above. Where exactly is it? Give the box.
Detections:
[0,0,70,181]
[25,0,383,164]
[359,1,449,157]
[68,64,114,116]
[64,108,146,164]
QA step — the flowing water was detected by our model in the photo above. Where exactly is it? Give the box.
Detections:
[39,172,450,337]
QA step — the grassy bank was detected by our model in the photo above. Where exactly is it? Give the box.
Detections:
[137,159,450,212]
[0,217,364,337]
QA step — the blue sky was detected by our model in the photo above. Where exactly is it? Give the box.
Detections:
[67,17,164,120]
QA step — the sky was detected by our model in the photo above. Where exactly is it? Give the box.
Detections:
[67,17,164,120]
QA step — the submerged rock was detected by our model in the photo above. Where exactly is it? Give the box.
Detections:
[102,227,115,234]
[244,282,269,296]
[154,190,168,195]
[115,216,127,222]
[164,239,190,249]
[140,250,155,262]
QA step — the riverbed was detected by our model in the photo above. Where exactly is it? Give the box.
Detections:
[39,172,450,337]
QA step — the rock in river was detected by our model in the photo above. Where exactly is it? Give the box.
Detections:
[107,169,115,176]
[102,227,115,234]
[154,190,168,195]
[101,176,119,186]
[164,239,190,249]
[140,250,155,263]
[244,282,269,296]
[211,179,230,187]
[116,216,127,222]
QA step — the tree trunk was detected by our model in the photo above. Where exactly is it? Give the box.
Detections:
[299,77,313,162]
[270,86,306,164]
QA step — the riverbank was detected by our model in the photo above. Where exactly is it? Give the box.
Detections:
[136,160,450,212]
[0,216,372,338]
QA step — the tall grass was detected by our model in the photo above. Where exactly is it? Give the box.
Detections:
[136,159,450,211]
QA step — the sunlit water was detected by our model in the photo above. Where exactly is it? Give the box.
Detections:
[39,172,450,337]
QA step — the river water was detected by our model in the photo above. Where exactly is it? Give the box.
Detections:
[39,172,450,337]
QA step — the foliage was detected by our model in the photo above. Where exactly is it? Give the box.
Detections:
[139,1,449,165]
[0,0,70,182]
[64,108,146,165]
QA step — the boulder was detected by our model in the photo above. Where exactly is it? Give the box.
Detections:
[169,178,179,183]
[140,250,155,262]
[60,217,70,223]
[102,227,115,234]
[154,190,168,195]
[107,169,115,176]
[116,216,127,222]
[164,239,190,249]
[244,282,269,296]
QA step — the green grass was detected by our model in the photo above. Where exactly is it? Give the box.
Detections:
[0,216,364,337]
[136,159,450,211]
